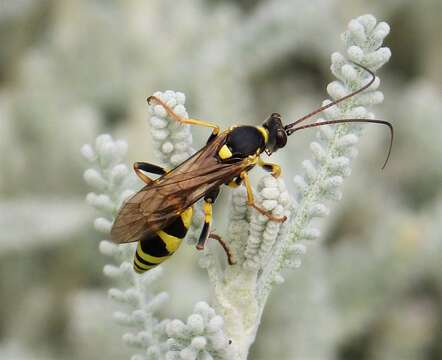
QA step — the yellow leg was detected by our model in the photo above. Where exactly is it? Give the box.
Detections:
[227,180,239,188]
[258,158,282,178]
[147,95,220,136]
[226,177,243,188]
[240,171,286,223]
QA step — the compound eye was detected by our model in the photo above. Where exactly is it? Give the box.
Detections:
[276,130,287,148]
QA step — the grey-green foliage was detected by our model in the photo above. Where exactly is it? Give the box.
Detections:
[2,0,442,359]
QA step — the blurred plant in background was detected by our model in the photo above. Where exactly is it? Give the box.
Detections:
[1,0,442,359]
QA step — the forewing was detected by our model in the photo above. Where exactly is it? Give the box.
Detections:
[110,132,249,244]
[141,132,247,214]
[110,186,175,244]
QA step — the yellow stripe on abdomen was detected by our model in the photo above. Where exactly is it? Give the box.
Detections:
[158,230,182,253]
[133,207,193,273]
[181,207,193,228]
[134,255,158,271]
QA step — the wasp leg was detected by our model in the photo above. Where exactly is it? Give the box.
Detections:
[208,233,236,265]
[240,171,286,223]
[196,188,220,250]
[147,95,220,137]
[258,158,282,178]
[134,162,167,185]
[226,176,243,188]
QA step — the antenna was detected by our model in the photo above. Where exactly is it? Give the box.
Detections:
[286,118,393,169]
[284,62,376,132]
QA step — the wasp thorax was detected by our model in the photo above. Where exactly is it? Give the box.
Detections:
[263,113,287,155]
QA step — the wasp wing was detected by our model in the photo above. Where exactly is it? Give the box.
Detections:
[110,132,249,244]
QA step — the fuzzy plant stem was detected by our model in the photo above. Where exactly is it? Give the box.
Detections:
[202,14,391,359]
[257,14,391,309]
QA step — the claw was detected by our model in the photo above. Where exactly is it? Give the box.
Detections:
[146,95,160,105]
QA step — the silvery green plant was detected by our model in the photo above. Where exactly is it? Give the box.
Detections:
[258,13,391,305]
[83,14,391,360]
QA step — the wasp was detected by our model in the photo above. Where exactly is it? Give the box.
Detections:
[110,64,393,273]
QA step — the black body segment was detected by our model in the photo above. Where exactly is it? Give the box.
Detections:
[224,126,266,158]
[163,214,188,238]
[139,234,169,257]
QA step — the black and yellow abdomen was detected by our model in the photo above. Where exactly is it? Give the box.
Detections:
[133,207,193,273]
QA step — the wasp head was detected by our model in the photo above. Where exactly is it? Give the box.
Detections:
[262,113,287,156]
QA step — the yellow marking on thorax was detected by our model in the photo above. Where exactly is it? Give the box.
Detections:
[158,230,182,253]
[137,245,170,264]
[181,207,193,228]
[218,144,233,160]
[257,126,269,143]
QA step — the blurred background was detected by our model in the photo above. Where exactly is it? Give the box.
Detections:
[1,0,441,359]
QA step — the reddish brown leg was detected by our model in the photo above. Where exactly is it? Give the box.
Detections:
[209,233,236,265]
